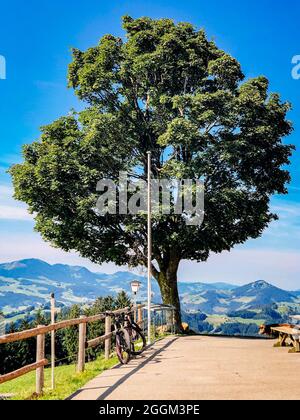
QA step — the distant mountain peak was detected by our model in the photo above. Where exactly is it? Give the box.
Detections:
[251,280,271,289]
[1,258,51,270]
[0,258,299,322]
[18,258,51,266]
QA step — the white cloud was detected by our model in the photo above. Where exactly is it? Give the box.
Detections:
[0,185,13,197]
[0,204,32,221]
[0,183,33,221]
[246,198,300,249]
[0,182,299,290]
[0,232,119,274]
[289,185,300,192]
[0,154,22,166]
[0,229,299,290]
[179,248,300,290]
[272,200,300,217]
[176,199,300,290]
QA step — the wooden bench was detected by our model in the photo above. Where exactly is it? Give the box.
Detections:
[271,326,300,353]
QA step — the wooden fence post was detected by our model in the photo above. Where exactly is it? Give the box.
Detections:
[105,315,112,360]
[77,316,87,373]
[36,325,45,395]
[50,293,55,390]
[138,306,143,326]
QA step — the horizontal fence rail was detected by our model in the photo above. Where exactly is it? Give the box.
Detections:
[0,303,175,396]
[86,332,113,349]
[0,307,131,345]
[0,306,138,395]
[0,359,48,385]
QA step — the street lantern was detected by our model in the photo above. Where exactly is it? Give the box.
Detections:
[130,280,141,295]
[130,280,141,323]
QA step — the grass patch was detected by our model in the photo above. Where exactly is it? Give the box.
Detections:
[206,315,228,327]
[0,354,118,400]
[206,314,265,327]
[231,317,265,326]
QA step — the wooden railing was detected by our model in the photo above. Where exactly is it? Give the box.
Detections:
[0,305,145,395]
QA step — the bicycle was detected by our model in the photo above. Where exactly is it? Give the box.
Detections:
[123,309,147,356]
[108,311,131,365]
[108,309,147,364]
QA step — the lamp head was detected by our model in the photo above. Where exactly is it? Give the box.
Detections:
[130,280,141,295]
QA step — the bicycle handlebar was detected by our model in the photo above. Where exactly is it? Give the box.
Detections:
[105,307,133,318]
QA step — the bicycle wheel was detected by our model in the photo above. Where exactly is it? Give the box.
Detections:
[130,324,147,355]
[116,328,131,364]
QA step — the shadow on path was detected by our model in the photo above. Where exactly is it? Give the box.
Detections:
[67,336,178,400]
[97,337,179,400]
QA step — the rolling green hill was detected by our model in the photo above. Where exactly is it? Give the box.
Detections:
[0,259,299,336]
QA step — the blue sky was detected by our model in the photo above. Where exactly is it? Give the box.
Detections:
[0,0,299,288]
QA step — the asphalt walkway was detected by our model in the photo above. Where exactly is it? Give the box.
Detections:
[68,335,300,400]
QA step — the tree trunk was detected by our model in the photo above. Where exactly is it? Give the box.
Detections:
[156,258,182,332]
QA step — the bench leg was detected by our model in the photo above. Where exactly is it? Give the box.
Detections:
[280,333,288,347]
[274,333,288,348]
[288,338,300,353]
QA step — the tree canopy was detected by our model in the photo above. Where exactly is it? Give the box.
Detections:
[10,16,294,328]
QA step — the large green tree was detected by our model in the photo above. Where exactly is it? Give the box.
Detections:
[10,16,294,330]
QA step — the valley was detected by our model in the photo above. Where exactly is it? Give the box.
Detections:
[0,259,299,335]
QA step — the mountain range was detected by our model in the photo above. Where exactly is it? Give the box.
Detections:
[0,258,299,317]
[0,259,147,315]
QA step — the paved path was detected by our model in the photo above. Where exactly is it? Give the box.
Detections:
[69,335,300,400]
